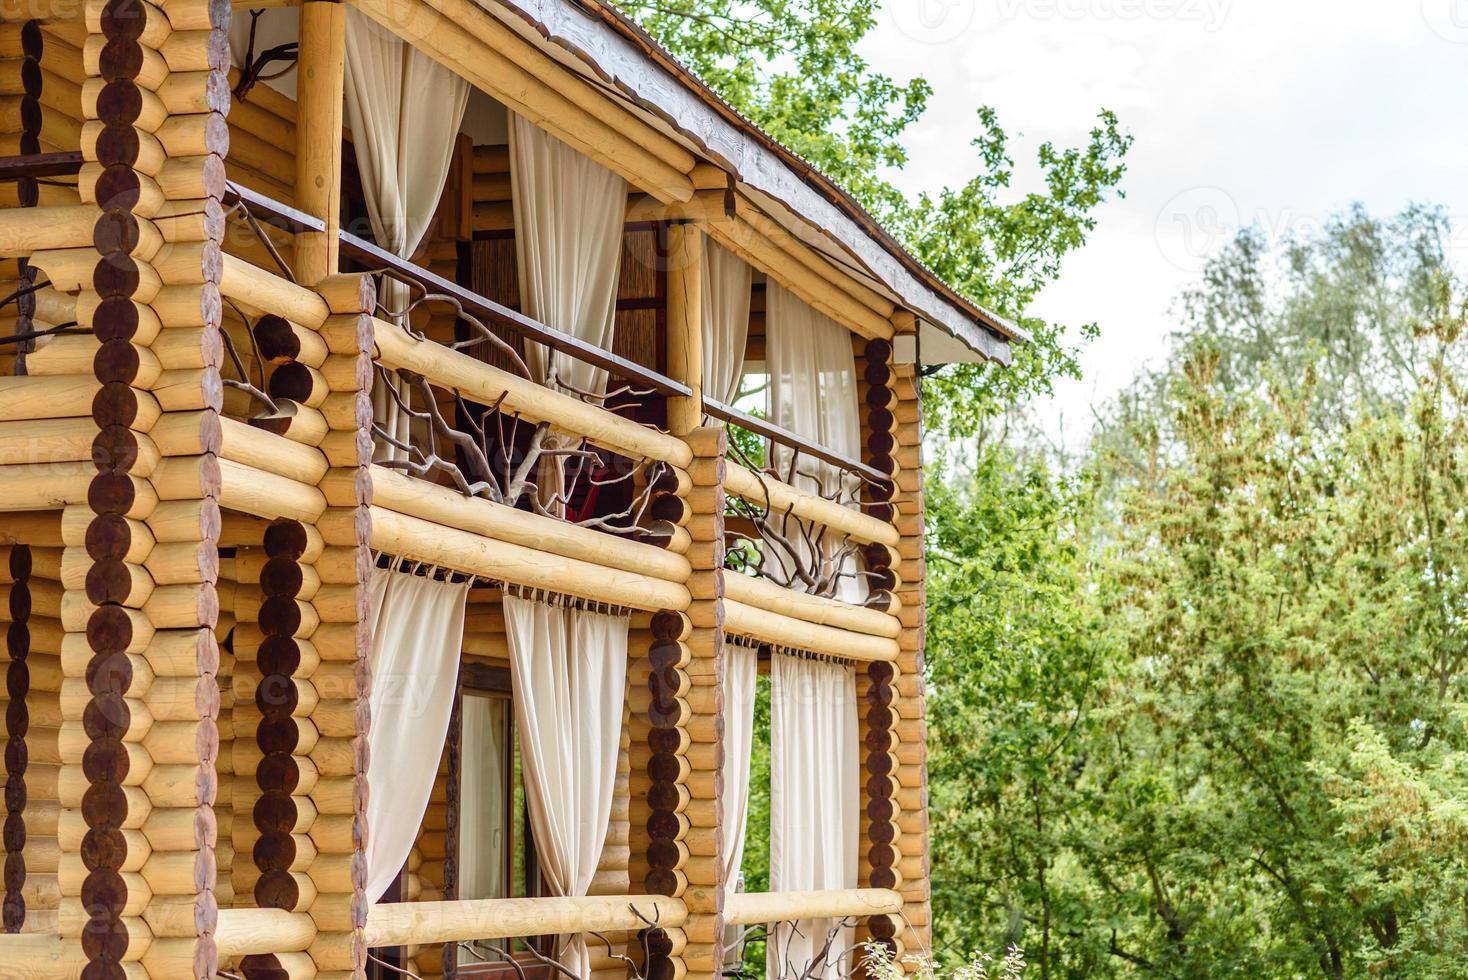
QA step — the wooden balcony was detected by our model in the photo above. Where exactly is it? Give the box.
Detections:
[0,29,925,964]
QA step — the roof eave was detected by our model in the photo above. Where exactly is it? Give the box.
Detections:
[483,0,1025,363]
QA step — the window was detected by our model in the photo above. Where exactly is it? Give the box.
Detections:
[448,663,549,977]
[367,661,547,980]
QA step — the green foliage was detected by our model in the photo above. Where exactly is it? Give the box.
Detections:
[929,211,1468,978]
[899,110,1130,433]
[612,0,930,217]
[864,940,1028,980]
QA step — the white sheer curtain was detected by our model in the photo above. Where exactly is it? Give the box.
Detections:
[364,566,470,902]
[343,9,469,461]
[459,695,509,900]
[721,641,759,900]
[765,282,866,601]
[769,652,859,980]
[508,113,627,396]
[504,594,630,978]
[702,239,753,405]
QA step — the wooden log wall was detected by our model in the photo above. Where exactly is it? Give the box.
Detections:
[236,517,324,979]
[855,337,905,964]
[214,548,235,912]
[226,67,297,209]
[3,543,31,932]
[406,745,448,980]
[32,0,236,975]
[310,272,378,979]
[0,17,84,379]
[681,426,728,975]
[228,544,261,915]
[1,539,64,937]
[888,342,932,952]
[0,18,83,162]
[634,610,692,980]
[584,697,633,980]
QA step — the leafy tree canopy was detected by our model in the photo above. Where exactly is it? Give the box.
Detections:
[929,208,1468,978]
[613,0,1131,427]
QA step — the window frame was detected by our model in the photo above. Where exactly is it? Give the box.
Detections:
[444,661,554,979]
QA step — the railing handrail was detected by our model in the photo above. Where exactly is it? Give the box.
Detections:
[0,157,884,487]
[704,396,889,485]
[222,182,692,399]
[723,887,903,926]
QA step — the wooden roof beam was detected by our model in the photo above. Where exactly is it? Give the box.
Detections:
[348,0,696,204]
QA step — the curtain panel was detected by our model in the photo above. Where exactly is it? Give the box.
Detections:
[364,567,471,902]
[721,641,759,900]
[508,113,627,396]
[702,239,753,406]
[765,282,866,601]
[343,9,470,462]
[768,652,859,980]
[459,695,510,900]
[503,594,631,978]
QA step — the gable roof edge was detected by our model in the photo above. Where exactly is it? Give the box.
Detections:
[482,0,1024,365]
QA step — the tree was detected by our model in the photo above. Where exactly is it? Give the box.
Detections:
[933,211,1468,978]
[924,445,1112,975]
[612,0,1131,425]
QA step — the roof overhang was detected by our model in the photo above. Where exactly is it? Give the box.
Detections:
[479,0,1022,366]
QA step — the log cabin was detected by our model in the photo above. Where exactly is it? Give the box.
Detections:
[0,0,1022,977]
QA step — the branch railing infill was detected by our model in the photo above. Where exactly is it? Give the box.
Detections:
[221,181,697,535]
[709,399,894,601]
[369,361,671,539]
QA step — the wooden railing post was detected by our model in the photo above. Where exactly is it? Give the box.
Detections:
[664,221,703,437]
[293,0,346,283]
[680,425,727,980]
[305,273,377,980]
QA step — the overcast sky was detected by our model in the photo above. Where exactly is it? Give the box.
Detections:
[860,0,1468,445]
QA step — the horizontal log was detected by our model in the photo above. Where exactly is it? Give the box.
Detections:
[215,907,317,956]
[219,458,328,523]
[0,933,84,979]
[360,315,692,468]
[706,209,893,341]
[365,506,690,613]
[0,203,98,256]
[723,573,900,639]
[723,598,898,663]
[220,254,330,328]
[723,888,902,926]
[0,462,91,510]
[0,417,105,468]
[371,466,689,583]
[364,894,687,948]
[0,376,100,422]
[724,463,899,547]
[151,412,330,485]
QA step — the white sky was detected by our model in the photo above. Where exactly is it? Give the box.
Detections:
[862,0,1468,445]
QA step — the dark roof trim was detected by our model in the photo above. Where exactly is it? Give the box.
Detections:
[482,0,1022,364]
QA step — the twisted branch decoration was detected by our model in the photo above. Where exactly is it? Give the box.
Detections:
[370,363,667,538]
[723,432,877,599]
